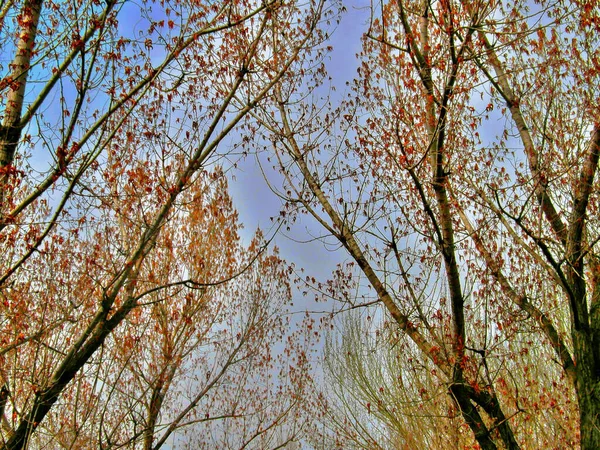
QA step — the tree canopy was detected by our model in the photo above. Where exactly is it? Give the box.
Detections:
[255,0,600,448]
[0,0,332,447]
[1,0,600,448]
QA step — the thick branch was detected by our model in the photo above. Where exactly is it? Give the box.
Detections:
[456,204,576,385]
[275,97,449,376]
[566,124,600,330]
[449,384,497,450]
[477,34,567,245]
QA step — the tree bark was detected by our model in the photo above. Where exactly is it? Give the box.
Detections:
[574,332,600,449]
[0,0,43,206]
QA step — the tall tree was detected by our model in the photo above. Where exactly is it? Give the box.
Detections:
[0,0,333,447]
[257,0,600,448]
[13,171,313,449]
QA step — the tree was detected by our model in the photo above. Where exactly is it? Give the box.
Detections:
[13,171,312,449]
[255,0,600,448]
[317,309,577,449]
[318,312,475,449]
[0,0,333,447]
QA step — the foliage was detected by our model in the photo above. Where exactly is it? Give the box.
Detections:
[0,0,333,448]
[255,0,600,448]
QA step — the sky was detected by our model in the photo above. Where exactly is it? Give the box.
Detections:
[7,0,371,312]
[228,1,371,296]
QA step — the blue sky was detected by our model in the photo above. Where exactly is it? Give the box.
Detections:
[228,1,371,290]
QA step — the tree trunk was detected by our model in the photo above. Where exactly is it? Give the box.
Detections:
[144,381,165,450]
[0,0,43,205]
[574,330,600,450]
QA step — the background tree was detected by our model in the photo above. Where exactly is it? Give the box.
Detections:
[0,0,334,447]
[255,0,600,448]
[16,171,313,449]
[315,308,577,449]
[318,312,473,449]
